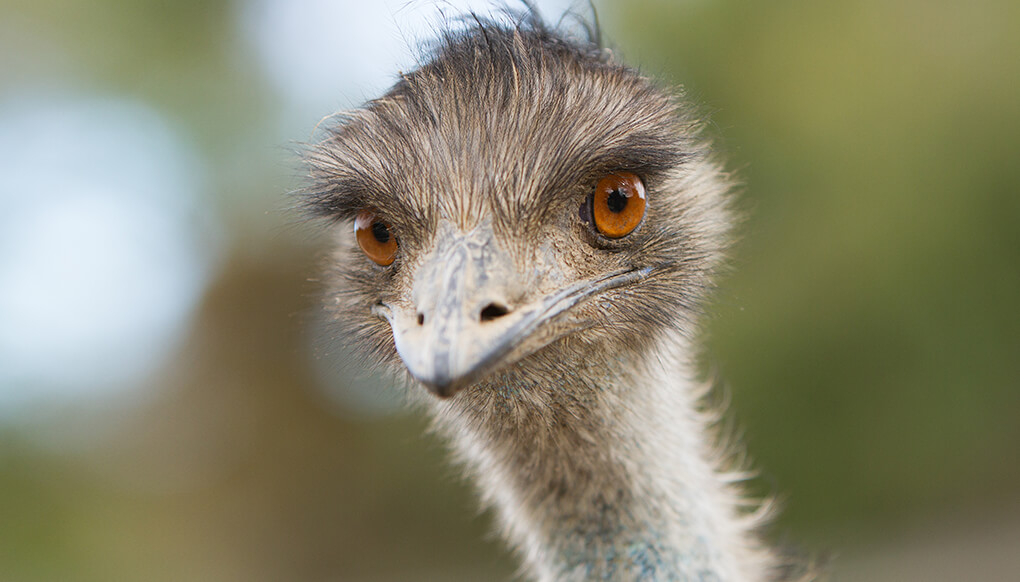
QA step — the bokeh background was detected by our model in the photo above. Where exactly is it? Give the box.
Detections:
[1,0,1018,580]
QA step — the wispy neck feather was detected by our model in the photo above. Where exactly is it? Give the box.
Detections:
[427,331,778,582]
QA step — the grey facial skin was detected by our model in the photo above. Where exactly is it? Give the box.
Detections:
[378,219,653,397]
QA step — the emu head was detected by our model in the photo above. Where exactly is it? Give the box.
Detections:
[304,18,731,401]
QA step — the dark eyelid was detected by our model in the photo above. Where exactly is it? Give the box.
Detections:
[573,136,688,181]
[301,181,368,221]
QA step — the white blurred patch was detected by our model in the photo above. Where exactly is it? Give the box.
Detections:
[239,0,584,115]
[0,96,220,417]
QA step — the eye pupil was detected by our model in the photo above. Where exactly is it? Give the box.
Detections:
[371,221,390,243]
[607,189,627,213]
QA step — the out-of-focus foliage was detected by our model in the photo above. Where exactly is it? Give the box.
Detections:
[0,1,1017,581]
[604,0,1020,537]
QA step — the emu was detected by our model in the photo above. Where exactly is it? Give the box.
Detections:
[303,11,803,582]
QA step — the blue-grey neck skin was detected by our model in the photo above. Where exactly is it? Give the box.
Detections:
[425,332,777,582]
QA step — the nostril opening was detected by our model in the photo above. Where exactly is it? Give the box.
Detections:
[417,313,425,326]
[480,303,510,322]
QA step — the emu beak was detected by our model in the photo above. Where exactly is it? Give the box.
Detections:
[377,221,651,398]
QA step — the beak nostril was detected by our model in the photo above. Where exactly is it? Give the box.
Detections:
[417,313,425,326]
[480,303,510,322]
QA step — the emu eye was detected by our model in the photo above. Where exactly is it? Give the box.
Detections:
[591,171,646,238]
[355,209,398,266]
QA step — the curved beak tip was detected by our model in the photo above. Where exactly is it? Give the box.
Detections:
[417,374,468,399]
[425,383,457,399]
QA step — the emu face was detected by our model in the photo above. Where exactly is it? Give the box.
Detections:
[305,24,730,400]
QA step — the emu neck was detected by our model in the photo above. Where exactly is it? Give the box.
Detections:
[429,335,771,582]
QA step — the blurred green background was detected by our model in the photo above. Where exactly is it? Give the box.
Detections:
[1,0,1017,580]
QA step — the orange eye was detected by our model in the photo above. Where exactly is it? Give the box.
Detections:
[592,171,646,238]
[354,209,398,266]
